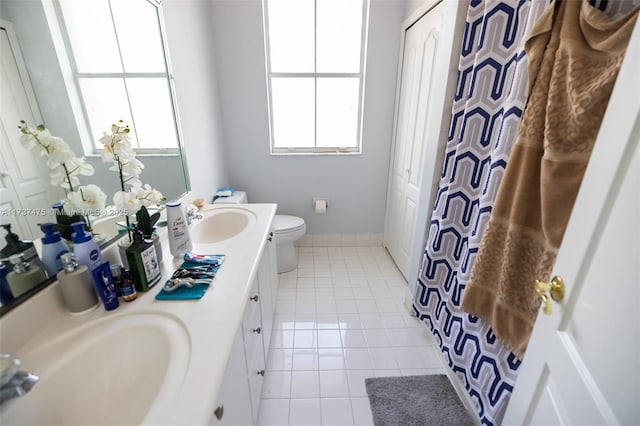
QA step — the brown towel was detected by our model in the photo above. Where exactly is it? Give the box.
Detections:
[461,0,639,360]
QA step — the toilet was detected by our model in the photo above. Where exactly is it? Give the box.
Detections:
[215,191,306,273]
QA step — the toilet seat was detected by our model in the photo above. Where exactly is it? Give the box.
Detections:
[273,215,305,234]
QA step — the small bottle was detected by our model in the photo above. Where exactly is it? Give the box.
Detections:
[166,201,192,258]
[0,224,44,273]
[118,269,138,302]
[56,253,99,314]
[39,223,70,277]
[6,253,47,298]
[126,229,161,292]
[70,222,103,271]
[91,262,119,311]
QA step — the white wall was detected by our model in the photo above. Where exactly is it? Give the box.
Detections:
[210,0,405,234]
[162,0,229,203]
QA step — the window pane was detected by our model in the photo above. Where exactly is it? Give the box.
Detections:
[59,0,122,73]
[317,0,363,73]
[316,78,359,148]
[79,78,135,147]
[267,0,314,72]
[271,78,315,148]
[110,0,165,73]
[126,78,178,149]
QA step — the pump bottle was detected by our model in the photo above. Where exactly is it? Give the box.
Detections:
[39,223,70,277]
[0,224,43,273]
[56,253,99,314]
[70,222,103,271]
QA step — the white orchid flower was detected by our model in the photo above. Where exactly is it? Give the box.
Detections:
[67,184,107,213]
[65,156,95,176]
[114,190,142,217]
[19,127,51,151]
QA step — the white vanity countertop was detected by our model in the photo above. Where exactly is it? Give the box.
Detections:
[0,203,277,425]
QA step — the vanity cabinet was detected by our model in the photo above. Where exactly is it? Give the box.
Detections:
[211,236,278,425]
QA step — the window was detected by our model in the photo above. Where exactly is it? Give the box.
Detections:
[55,0,180,152]
[263,0,369,154]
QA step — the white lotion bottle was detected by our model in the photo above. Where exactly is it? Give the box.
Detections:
[166,201,192,258]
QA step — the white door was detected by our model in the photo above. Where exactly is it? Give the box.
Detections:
[503,19,640,426]
[0,21,61,241]
[384,0,462,284]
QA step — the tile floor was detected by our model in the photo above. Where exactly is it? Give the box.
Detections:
[256,246,445,426]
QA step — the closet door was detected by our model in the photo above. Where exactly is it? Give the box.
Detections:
[384,0,462,284]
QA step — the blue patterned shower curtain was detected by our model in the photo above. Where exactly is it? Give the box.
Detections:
[411,1,548,424]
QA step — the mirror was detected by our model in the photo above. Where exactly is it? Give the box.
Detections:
[0,0,190,313]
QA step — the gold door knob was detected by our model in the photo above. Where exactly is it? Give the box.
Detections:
[535,276,565,315]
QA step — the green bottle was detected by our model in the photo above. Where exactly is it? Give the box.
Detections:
[125,230,161,292]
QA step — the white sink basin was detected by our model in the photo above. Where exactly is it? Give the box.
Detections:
[190,207,257,244]
[1,313,190,426]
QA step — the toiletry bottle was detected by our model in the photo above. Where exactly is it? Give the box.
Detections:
[39,223,70,277]
[166,201,192,258]
[56,253,99,314]
[0,264,14,305]
[91,262,119,311]
[126,229,161,292]
[70,221,103,271]
[0,224,43,273]
[118,269,138,302]
[6,253,47,298]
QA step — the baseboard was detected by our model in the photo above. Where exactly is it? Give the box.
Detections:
[296,233,384,247]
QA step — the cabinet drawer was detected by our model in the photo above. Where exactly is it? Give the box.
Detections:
[247,344,265,422]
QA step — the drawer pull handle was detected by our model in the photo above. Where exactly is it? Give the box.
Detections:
[214,405,224,420]
[249,295,259,302]
[257,370,265,376]
[269,231,274,237]
[252,327,262,334]
[267,236,273,242]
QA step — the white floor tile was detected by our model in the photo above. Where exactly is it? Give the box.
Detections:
[320,398,355,426]
[343,348,373,370]
[337,313,363,330]
[350,397,374,426]
[292,348,319,371]
[335,299,359,314]
[317,329,343,348]
[392,346,427,369]
[262,371,291,399]
[316,312,340,329]
[346,369,375,397]
[291,371,320,398]
[340,329,368,348]
[293,330,317,349]
[363,329,391,348]
[257,398,289,426]
[355,299,378,313]
[358,313,384,329]
[295,312,317,329]
[267,348,294,371]
[318,348,347,370]
[270,329,295,349]
[368,348,399,370]
[319,370,350,397]
[316,299,338,313]
[379,312,408,329]
[289,398,321,426]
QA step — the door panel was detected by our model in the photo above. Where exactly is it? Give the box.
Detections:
[384,0,462,284]
[503,19,639,426]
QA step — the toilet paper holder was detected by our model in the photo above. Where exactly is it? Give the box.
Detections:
[313,198,329,213]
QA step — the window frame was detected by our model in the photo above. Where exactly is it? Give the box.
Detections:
[53,0,183,155]
[263,0,369,155]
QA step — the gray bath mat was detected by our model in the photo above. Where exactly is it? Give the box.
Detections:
[365,375,475,426]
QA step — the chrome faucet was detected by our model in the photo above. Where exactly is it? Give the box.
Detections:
[0,354,39,405]
[185,204,203,224]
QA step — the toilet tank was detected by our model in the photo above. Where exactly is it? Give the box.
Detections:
[215,191,248,204]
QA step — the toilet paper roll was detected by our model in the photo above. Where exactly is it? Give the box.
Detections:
[314,199,327,214]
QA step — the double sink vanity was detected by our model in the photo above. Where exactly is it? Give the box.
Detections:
[0,202,279,425]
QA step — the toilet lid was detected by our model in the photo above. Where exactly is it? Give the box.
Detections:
[273,215,305,233]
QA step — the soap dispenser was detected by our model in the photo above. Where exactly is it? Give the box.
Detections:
[6,253,47,298]
[70,221,103,271]
[0,224,43,273]
[39,223,70,277]
[56,253,99,314]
